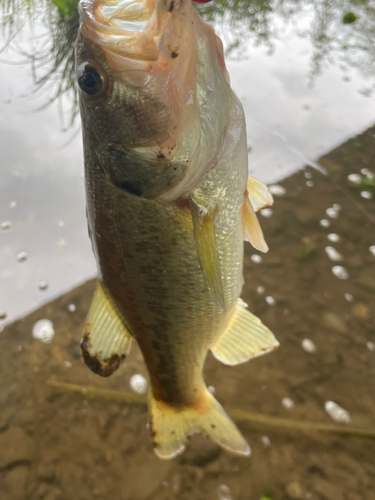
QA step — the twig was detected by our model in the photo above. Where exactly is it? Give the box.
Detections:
[47,380,375,439]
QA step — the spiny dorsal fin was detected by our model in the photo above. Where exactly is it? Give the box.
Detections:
[190,198,225,311]
[210,298,279,365]
[81,281,132,377]
[247,176,273,212]
[242,193,269,253]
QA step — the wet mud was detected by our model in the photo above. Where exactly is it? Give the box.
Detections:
[1,126,375,500]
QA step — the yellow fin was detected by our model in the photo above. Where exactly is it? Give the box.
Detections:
[190,199,225,311]
[242,194,269,253]
[81,281,132,377]
[247,176,274,212]
[149,388,251,459]
[210,298,279,365]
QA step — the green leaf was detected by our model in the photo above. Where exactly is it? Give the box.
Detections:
[343,12,357,24]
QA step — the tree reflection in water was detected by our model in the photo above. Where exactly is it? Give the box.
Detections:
[0,0,374,124]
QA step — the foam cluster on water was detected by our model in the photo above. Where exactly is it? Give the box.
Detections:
[282,397,295,410]
[361,191,373,200]
[217,485,233,500]
[17,251,28,262]
[332,266,349,280]
[320,219,331,228]
[325,246,343,262]
[324,401,351,424]
[260,208,273,218]
[268,185,286,196]
[129,374,148,395]
[32,319,55,344]
[265,296,276,306]
[348,173,362,184]
[327,233,340,242]
[302,338,316,353]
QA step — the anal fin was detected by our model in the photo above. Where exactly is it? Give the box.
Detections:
[210,298,279,365]
[81,281,132,377]
[190,199,225,311]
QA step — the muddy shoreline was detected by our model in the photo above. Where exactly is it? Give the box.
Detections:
[1,126,375,500]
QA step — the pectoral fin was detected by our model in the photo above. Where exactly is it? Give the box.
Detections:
[190,199,225,311]
[210,298,279,365]
[247,176,273,212]
[81,281,132,377]
[242,193,269,253]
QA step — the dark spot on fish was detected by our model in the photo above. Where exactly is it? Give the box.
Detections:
[171,431,175,435]
[80,332,125,377]
[171,52,178,58]
[211,424,216,429]
[168,1,174,12]
[157,152,166,159]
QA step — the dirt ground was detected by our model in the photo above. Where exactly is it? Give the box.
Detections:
[0,126,375,500]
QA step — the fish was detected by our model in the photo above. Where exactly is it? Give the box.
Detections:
[75,0,279,459]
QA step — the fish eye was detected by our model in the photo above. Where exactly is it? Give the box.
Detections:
[77,62,107,96]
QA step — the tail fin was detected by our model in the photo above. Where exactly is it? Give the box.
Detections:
[149,388,251,459]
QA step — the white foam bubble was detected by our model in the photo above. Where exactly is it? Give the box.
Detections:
[129,374,148,395]
[320,219,331,228]
[1,221,12,230]
[282,397,295,410]
[17,251,28,262]
[347,173,362,184]
[302,338,317,353]
[217,485,233,500]
[360,191,373,200]
[265,296,276,306]
[268,185,286,196]
[324,401,351,424]
[325,246,343,262]
[32,319,55,344]
[332,266,349,280]
[260,208,273,218]
[327,233,340,242]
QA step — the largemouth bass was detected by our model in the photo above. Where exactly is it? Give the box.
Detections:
[76,0,278,459]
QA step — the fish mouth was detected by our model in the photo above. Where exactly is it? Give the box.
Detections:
[79,0,177,61]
